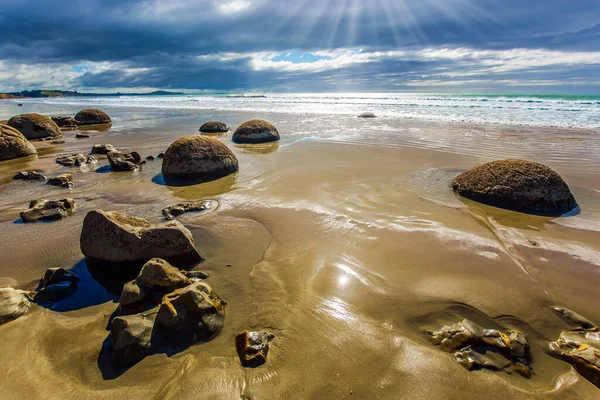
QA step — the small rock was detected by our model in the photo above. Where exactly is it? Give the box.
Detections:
[47,173,73,188]
[14,170,46,181]
[50,139,67,145]
[119,281,151,314]
[454,346,511,371]
[20,198,76,222]
[52,116,79,129]
[146,155,155,161]
[236,331,275,367]
[107,151,142,171]
[157,153,165,159]
[56,154,97,167]
[75,133,90,139]
[358,112,377,118]
[0,287,32,325]
[34,267,79,302]
[162,200,218,220]
[111,312,156,368]
[91,144,116,155]
[184,270,209,280]
[551,306,597,330]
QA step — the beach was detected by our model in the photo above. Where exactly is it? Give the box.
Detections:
[0,96,600,399]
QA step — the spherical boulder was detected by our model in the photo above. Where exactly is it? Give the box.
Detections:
[199,121,229,133]
[232,120,280,144]
[74,109,112,125]
[451,159,577,216]
[7,113,61,140]
[0,124,36,161]
[162,135,238,184]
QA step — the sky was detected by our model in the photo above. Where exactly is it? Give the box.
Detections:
[1,0,599,94]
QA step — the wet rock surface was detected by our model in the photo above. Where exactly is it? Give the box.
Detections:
[161,136,238,184]
[236,331,275,367]
[111,312,156,368]
[232,119,280,144]
[162,199,218,220]
[51,116,79,129]
[14,170,46,181]
[7,113,62,140]
[56,153,97,167]
[34,267,79,303]
[20,198,76,222]
[80,210,203,267]
[91,144,117,155]
[0,287,32,325]
[107,151,142,171]
[451,159,578,216]
[431,319,533,378]
[74,109,112,125]
[199,121,229,133]
[47,173,73,188]
[0,124,37,161]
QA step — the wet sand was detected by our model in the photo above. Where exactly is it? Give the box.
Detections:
[1,102,600,399]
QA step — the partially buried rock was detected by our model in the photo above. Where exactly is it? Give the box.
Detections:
[47,173,73,188]
[162,200,218,220]
[21,198,76,222]
[75,133,90,139]
[91,144,116,155]
[232,120,280,144]
[107,151,142,171]
[51,116,79,129]
[0,287,32,325]
[236,331,275,367]
[80,210,203,267]
[155,282,226,346]
[358,112,377,118]
[56,153,97,167]
[7,113,61,140]
[14,170,46,181]
[157,153,164,159]
[111,312,156,368]
[161,136,238,184]
[34,267,79,303]
[200,121,229,133]
[50,139,67,145]
[0,124,37,161]
[451,159,577,216]
[119,258,191,314]
[146,155,155,161]
[74,109,112,125]
[184,270,209,280]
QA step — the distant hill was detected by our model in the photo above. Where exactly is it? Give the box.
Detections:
[0,89,185,98]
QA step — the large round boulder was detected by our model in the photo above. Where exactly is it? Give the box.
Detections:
[0,124,36,161]
[199,121,229,133]
[232,120,280,144]
[7,113,61,140]
[80,210,203,267]
[74,109,112,125]
[451,159,577,215]
[161,135,238,184]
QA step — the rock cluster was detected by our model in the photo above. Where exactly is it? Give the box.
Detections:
[232,120,280,144]
[7,113,61,140]
[451,159,577,216]
[56,154,97,167]
[431,319,532,378]
[91,144,116,155]
[20,199,76,222]
[0,124,36,161]
[14,170,46,181]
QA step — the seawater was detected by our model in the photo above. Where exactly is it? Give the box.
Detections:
[9,93,600,130]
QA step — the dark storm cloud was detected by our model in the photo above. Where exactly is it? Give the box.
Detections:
[1,0,599,91]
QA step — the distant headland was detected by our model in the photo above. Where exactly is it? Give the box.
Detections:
[0,90,185,99]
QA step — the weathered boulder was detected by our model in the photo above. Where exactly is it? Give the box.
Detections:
[107,151,142,171]
[74,109,111,125]
[34,267,79,302]
[119,258,191,313]
[110,312,156,368]
[51,116,79,129]
[7,113,61,140]
[162,200,218,220]
[14,170,46,181]
[91,144,116,155]
[80,210,203,267]
[549,330,600,388]
[358,112,377,118]
[451,159,577,215]
[236,331,275,367]
[551,306,597,330]
[21,199,76,222]
[47,173,73,188]
[199,121,229,133]
[56,154,97,167]
[232,120,280,144]
[155,282,226,346]
[0,288,31,325]
[0,124,36,161]
[161,136,238,184]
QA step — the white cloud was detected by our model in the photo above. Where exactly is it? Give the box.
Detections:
[218,0,252,15]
